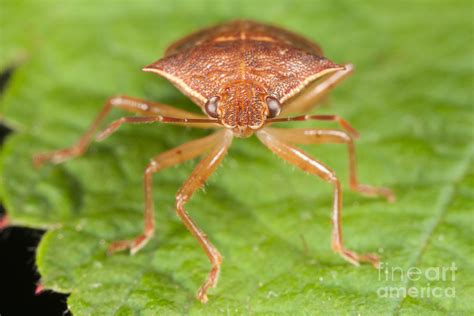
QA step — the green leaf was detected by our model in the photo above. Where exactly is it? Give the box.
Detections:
[1,0,473,315]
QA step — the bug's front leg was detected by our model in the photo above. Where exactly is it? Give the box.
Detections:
[33,95,218,167]
[263,127,395,202]
[108,130,228,255]
[257,128,380,268]
[175,130,233,303]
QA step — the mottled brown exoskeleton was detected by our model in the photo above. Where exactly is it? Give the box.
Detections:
[34,20,395,303]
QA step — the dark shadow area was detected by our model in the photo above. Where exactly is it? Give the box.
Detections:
[0,64,15,93]
[0,65,70,315]
[0,209,70,316]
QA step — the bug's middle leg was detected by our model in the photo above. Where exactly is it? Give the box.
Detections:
[263,127,395,202]
[257,128,380,268]
[175,130,233,303]
[108,130,228,255]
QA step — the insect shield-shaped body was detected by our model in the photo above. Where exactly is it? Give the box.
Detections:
[143,20,344,137]
[34,20,394,303]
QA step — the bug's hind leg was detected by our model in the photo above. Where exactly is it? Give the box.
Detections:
[175,130,233,303]
[108,130,227,255]
[257,128,380,268]
[263,127,395,202]
[281,63,354,116]
[33,95,217,167]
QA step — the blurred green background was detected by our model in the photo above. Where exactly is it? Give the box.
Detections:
[0,0,472,315]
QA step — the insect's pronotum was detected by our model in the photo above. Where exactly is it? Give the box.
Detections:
[34,20,395,303]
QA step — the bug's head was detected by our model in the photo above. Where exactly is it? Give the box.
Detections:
[204,82,281,137]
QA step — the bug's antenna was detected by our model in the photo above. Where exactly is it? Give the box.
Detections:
[96,116,220,142]
[265,114,360,138]
[160,117,220,124]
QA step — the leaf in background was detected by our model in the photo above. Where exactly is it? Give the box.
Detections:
[1,0,473,315]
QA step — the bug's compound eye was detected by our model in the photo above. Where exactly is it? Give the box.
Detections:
[205,96,220,118]
[265,96,281,118]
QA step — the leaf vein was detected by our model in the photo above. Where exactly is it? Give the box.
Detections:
[390,144,473,315]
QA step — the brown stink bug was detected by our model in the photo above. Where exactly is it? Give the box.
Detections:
[34,20,395,303]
